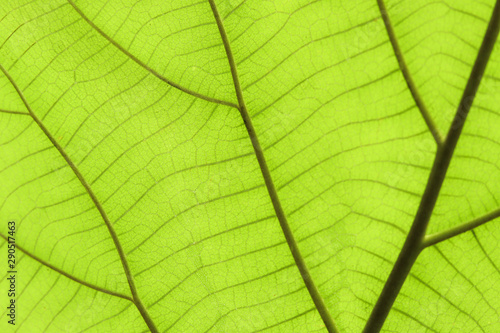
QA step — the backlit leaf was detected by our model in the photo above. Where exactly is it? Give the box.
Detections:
[1,0,499,332]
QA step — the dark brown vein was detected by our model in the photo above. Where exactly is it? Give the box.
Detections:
[357,246,485,331]
[377,0,443,146]
[66,0,238,109]
[207,1,338,332]
[423,207,500,247]
[0,233,131,301]
[364,1,500,331]
[0,64,158,333]
[355,294,439,333]
[0,108,30,115]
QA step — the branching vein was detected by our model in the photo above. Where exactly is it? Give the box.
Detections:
[423,207,500,248]
[0,233,132,301]
[377,0,443,146]
[208,1,339,332]
[66,0,238,109]
[0,63,158,333]
[0,109,30,116]
[364,0,500,331]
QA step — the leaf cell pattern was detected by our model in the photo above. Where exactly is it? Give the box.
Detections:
[0,0,499,332]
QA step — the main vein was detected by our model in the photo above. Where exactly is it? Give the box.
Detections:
[363,1,500,332]
[0,64,158,333]
[207,1,339,332]
[377,0,443,147]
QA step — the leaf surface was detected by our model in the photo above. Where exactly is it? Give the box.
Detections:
[0,0,499,332]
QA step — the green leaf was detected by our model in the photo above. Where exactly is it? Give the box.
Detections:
[0,0,499,332]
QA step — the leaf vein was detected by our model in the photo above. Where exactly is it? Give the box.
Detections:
[377,0,443,146]
[0,63,158,333]
[208,1,339,332]
[66,0,237,109]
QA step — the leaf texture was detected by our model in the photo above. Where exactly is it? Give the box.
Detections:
[0,0,499,332]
